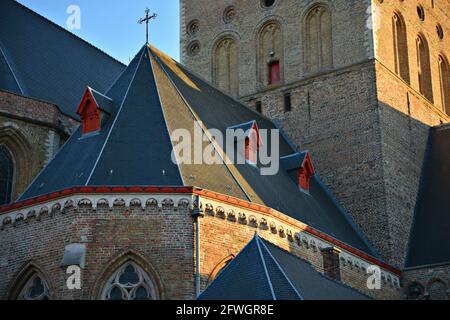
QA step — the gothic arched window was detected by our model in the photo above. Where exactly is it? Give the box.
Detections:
[416,35,433,102]
[0,145,13,205]
[207,255,234,284]
[17,273,50,300]
[438,55,450,115]
[392,13,410,83]
[213,37,239,96]
[258,21,283,87]
[305,5,333,74]
[101,262,156,300]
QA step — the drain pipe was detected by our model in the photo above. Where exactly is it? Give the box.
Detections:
[192,194,204,298]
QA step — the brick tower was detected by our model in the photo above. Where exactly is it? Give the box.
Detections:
[180,0,450,268]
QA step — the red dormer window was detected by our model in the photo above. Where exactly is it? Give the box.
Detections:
[298,153,315,192]
[77,88,101,135]
[244,122,262,165]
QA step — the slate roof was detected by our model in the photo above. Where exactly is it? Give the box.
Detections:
[198,234,370,300]
[406,124,450,268]
[18,44,377,258]
[0,0,125,118]
[90,88,114,115]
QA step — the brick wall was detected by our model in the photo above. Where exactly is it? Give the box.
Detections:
[180,0,450,270]
[0,192,401,300]
[181,0,372,97]
[0,90,77,201]
[403,264,450,300]
[198,195,401,300]
[0,203,195,300]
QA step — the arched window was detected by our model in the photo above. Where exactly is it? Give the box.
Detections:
[17,273,50,300]
[416,35,433,102]
[305,5,333,74]
[438,55,450,115]
[207,255,234,284]
[258,21,283,87]
[392,13,410,83]
[213,37,239,96]
[0,145,13,205]
[101,261,157,300]
[427,279,448,300]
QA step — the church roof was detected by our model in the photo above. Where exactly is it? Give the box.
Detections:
[406,124,450,268]
[0,0,125,118]
[18,44,377,258]
[198,234,370,300]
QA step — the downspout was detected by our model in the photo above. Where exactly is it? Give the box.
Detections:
[192,194,204,298]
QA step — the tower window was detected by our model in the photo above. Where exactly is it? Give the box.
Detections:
[417,5,425,21]
[284,92,292,112]
[256,101,262,113]
[213,37,239,96]
[258,21,283,87]
[305,5,333,74]
[261,0,275,8]
[436,24,444,40]
[416,35,433,102]
[392,12,410,83]
[268,60,281,85]
[438,55,450,115]
[0,146,13,205]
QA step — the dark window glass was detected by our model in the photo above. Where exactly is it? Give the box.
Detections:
[0,146,13,205]
[119,265,140,285]
[135,286,150,300]
[284,92,292,112]
[29,277,45,299]
[110,287,124,300]
[256,101,262,114]
[262,0,275,7]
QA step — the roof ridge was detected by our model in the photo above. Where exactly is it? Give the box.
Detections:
[257,235,304,300]
[148,47,186,186]
[197,233,263,299]
[13,0,125,67]
[149,46,255,202]
[255,234,277,300]
[261,238,372,299]
[89,87,113,101]
[85,46,146,185]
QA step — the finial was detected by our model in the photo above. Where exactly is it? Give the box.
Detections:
[138,8,157,44]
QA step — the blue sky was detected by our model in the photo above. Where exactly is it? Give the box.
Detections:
[18,0,180,64]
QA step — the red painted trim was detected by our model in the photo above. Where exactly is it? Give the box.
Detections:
[0,185,400,275]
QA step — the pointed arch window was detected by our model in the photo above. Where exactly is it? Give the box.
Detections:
[213,37,239,96]
[101,261,156,300]
[0,145,13,205]
[438,55,450,115]
[17,273,50,300]
[392,13,410,83]
[416,35,433,102]
[305,5,333,74]
[207,255,234,284]
[258,21,283,87]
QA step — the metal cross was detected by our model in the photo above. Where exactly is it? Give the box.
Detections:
[138,8,157,44]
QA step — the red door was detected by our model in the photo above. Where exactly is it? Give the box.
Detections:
[268,61,280,85]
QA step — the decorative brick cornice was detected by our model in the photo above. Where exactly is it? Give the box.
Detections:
[0,185,401,278]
